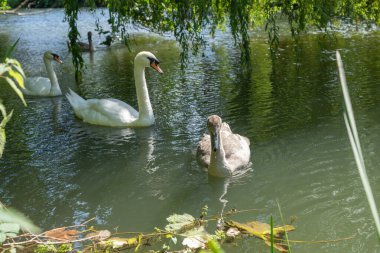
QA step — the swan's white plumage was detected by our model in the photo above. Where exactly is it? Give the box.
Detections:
[23,77,53,96]
[23,51,63,97]
[196,115,251,177]
[66,51,163,127]
[66,90,139,126]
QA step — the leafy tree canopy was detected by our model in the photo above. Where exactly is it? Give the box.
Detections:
[4,0,380,78]
[0,0,10,10]
[63,0,379,79]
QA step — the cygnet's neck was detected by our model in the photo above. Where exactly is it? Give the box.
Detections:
[44,57,61,95]
[209,130,231,177]
[134,63,154,124]
[88,38,94,52]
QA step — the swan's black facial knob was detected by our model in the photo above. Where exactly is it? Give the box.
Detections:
[147,56,160,65]
[147,57,163,74]
[51,53,63,64]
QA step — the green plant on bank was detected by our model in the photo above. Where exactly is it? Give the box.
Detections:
[35,243,74,253]
[0,202,41,252]
[0,204,357,253]
[199,240,226,253]
[276,200,292,252]
[0,39,26,158]
[59,0,380,80]
[0,206,299,253]
[270,215,274,253]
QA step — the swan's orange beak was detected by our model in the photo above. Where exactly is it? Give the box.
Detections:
[151,62,163,74]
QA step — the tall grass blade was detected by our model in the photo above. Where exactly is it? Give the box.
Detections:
[336,50,380,240]
[270,215,274,253]
[4,38,20,59]
[276,200,291,252]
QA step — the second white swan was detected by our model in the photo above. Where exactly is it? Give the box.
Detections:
[66,51,163,127]
[23,51,63,97]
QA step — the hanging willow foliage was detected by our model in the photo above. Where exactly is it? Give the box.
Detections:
[64,0,84,80]
[63,0,380,80]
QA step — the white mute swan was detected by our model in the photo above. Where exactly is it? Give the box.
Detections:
[196,115,251,177]
[23,51,63,96]
[66,51,163,127]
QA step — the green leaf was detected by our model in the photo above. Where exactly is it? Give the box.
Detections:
[181,226,207,237]
[0,231,5,243]
[135,234,142,252]
[0,223,20,234]
[165,213,195,232]
[0,103,7,119]
[0,124,5,158]
[8,69,24,89]
[5,232,18,238]
[0,107,12,158]
[11,63,26,80]
[207,240,225,253]
[0,208,41,234]
[4,77,26,106]
[0,108,13,128]
[0,65,10,76]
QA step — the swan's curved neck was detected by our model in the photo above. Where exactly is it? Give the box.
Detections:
[134,64,154,124]
[44,58,61,95]
[209,130,230,176]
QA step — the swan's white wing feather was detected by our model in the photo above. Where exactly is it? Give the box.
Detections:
[24,77,51,96]
[221,131,251,170]
[73,98,138,127]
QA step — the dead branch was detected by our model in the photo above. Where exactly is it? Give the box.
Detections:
[1,0,31,15]
[1,217,100,247]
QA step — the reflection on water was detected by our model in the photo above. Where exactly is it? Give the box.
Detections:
[0,9,380,253]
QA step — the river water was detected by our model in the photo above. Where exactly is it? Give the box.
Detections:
[0,9,380,253]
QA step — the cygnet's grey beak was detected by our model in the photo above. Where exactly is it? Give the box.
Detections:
[212,132,219,152]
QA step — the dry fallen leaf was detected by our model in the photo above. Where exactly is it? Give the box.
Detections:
[44,228,78,241]
[225,220,295,252]
[85,230,111,241]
